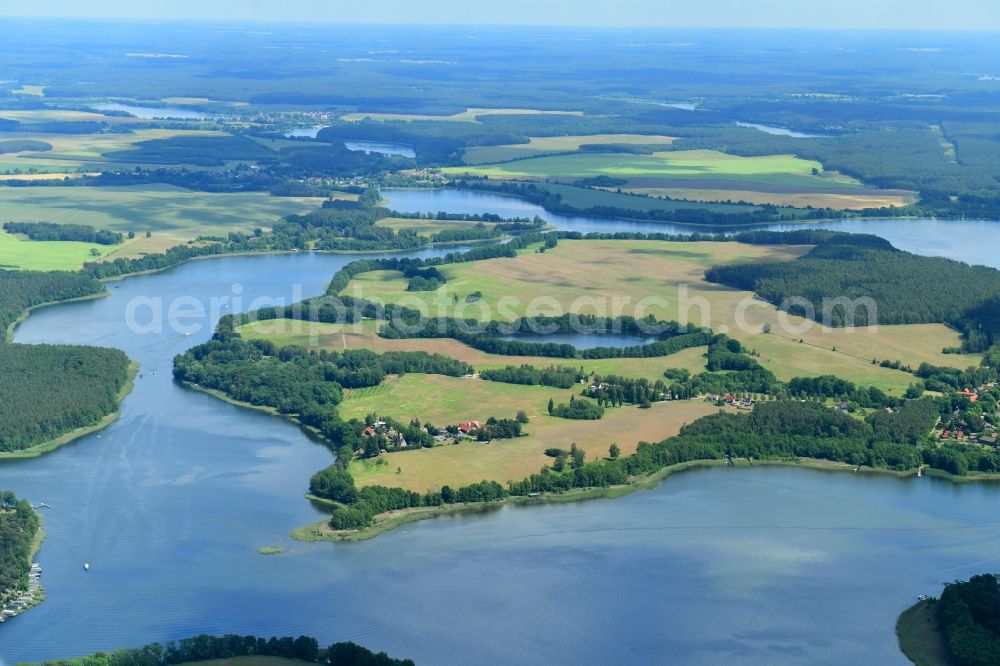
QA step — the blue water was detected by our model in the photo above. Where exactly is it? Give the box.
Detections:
[382,188,1000,268]
[344,140,416,158]
[735,122,826,138]
[1,214,999,664]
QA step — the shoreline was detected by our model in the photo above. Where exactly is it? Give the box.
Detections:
[896,599,949,666]
[290,455,1000,543]
[0,361,139,461]
[5,290,111,343]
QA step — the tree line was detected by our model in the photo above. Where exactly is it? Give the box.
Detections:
[4,221,124,245]
[705,233,1000,350]
[936,574,1000,666]
[0,491,39,604]
[30,633,413,666]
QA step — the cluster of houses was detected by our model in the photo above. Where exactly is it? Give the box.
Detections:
[706,394,755,409]
[1,562,41,622]
[362,420,409,449]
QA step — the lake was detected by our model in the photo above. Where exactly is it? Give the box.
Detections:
[284,126,326,138]
[344,140,416,158]
[735,122,826,138]
[1,226,999,664]
[277,131,416,157]
[93,103,214,120]
[382,188,1000,268]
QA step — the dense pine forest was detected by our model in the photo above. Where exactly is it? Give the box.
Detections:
[705,234,1000,349]
[0,344,132,452]
[0,491,40,603]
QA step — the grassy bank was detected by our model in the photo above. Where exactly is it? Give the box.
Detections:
[896,599,951,666]
[0,361,139,460]
[292,455,1000,543]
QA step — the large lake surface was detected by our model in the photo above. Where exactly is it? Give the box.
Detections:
[383,188,1000,268]
[2,208,1000,664]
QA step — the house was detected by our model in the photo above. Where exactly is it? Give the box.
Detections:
[958,388,977,398]
[363,426,376,437]
[458,420,481,434]
[724,394,737,406]
[979,434,999,448]
[706,394,721,403]
[941,430,951,439]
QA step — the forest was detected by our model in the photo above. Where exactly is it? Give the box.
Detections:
[705,233,1000,349]
[936,574,1000,666]
[0,269,103,336]
[4,222,124,245]
[0,491,40,604]
[0,344,132,452]
[31,633,413,666]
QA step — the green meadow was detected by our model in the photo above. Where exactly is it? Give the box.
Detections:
[0,229,117,270]
[446,149,846,188]
[0,185,324,256]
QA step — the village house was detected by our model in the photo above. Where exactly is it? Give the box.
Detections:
[458,421,481,434]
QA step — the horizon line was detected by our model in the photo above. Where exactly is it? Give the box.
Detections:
[1,16,999,32]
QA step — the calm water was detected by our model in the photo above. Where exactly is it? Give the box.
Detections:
[495,332,656,349]
[93,103,213,120]
[283,126,326,139]
[344,141,416,158]
[383,188,1000,268]
[2,222,1000,663]
[735,122,826,138]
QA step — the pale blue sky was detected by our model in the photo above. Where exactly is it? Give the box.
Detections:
[2,0,998,29]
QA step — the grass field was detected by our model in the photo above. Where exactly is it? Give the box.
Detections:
[239,319,709,381]
[374,217,498,237]
[0,184,325,255]
[0,128,228,173]
[337,239,976,392]
[448,149,914,209]
[896,600,950,666]
[341,107,583,122]
[188,658,312,666]
[449,149,844,186]
[462,133,678,164]
[347,374,719,492]
[0,229,118,270]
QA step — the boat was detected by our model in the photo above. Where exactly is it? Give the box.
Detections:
[83,562,90,571]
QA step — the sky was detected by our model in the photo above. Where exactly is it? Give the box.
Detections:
[1,0,999,30]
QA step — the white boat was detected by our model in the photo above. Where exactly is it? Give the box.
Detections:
[83,562,90,571]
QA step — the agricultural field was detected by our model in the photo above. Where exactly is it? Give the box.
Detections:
[0,185,325,255]
[0,129,227,173]
[462,133,677,164]
[0,228,117,270]
[338,239,975,392]
[347,378,720,492]
[238,319,710,381]
[447,149,915,209]
[341,107,583,122]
